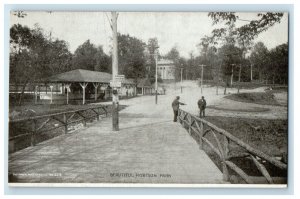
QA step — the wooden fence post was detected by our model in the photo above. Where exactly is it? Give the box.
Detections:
[31,120,37,146]
[96,108,100,121]
[63,113,68,134]
[188,116,192,135]
[222,135,230,181]
[199,121,204,150]
[103,107,108,117]
[82,113,86,127]
[9,140,15,153]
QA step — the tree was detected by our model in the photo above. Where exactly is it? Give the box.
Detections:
[72,40,98,71]
[249,42,269,82]
[118,34,147,80]
[147,38,159,55]
[208,12,284,41]
[10,24,72,105]
[165,46,180,62]
[266,43,288,84]
[146,37,160,82]
[95,46,111,73]
[217,44,243,93]
[205,12,284,84]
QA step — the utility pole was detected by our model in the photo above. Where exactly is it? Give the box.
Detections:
[185,70,187,80]
[238,64,242,93]
[180,67,183,93]
[250,64,253,81]
[111,11,119,131]
[200,64,205,94]
[148,45,159,104]
[230,64,235,87]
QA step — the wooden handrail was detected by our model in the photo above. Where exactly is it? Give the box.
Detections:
[9,105,109,123]
[9,105,109,152]
[178,108,287,184]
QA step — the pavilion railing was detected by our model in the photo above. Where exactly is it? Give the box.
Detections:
[178,109,287,184]
[9,105,109,153]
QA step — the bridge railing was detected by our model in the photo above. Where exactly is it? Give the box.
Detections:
[9,105,109,153]
[178,109,287,184]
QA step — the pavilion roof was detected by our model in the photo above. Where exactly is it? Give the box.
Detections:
[46,69,112,83]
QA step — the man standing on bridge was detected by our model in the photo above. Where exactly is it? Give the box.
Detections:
[172,96,185,122]
[198,96,207,118]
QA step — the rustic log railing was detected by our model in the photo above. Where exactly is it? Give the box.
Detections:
[9,105,109,153]
[178,109,287,184]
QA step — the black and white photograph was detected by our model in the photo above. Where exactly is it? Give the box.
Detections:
[8,11,288,186]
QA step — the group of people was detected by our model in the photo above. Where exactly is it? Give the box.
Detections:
[171,96,207,122]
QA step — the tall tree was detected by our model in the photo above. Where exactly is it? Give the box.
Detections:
[271,43,288,84]
[95,46,111,73]
[146,37,160,82]
[10,24,72,104]
[72,40,98,71]
[205,12,284,84]
[217,44,243,93]
[118,34,147,80]
[249,42,269,82]
[165,46,180,62]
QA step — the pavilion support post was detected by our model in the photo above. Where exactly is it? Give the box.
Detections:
[80,83,88,105]
[65,83,71,105]
[49,85,53,104]
[93,83,100,101]
[134,86,137,96]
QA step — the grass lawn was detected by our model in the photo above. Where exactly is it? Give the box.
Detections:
[224,92,281,106]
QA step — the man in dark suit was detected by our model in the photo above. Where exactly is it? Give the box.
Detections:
[198,96,207,118]
[172,96,185,122]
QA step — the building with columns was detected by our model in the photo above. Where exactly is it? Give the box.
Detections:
[157,59,175,80]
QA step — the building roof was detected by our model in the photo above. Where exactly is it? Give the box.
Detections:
[122,78,135,85]
[137,78,153,88]
[157,59,174,65]
[46,69,112,83]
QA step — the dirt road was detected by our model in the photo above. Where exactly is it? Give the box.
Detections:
[95,81,287,120]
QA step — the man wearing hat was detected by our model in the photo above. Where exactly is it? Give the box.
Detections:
[198,96,207,118]
[172,96,185,122]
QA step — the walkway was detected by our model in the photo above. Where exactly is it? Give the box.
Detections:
[9,113,225,184]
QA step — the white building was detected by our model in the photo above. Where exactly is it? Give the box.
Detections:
[157,59,175,80]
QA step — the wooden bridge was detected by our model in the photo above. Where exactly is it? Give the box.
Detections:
[8,106,225,185]
[8,105,287,185]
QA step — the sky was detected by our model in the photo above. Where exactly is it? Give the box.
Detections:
[10,11,288,58]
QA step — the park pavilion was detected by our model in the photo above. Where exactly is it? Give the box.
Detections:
[36,69,136,104]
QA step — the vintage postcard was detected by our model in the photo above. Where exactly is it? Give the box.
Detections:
[8,11,288,187]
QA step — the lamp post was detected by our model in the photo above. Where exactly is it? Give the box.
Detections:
[199,64,206,94]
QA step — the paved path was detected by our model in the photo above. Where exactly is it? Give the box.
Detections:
[9,113,225,184]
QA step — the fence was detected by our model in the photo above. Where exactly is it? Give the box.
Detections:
[9,105,109,153]
[178,109,287,184]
